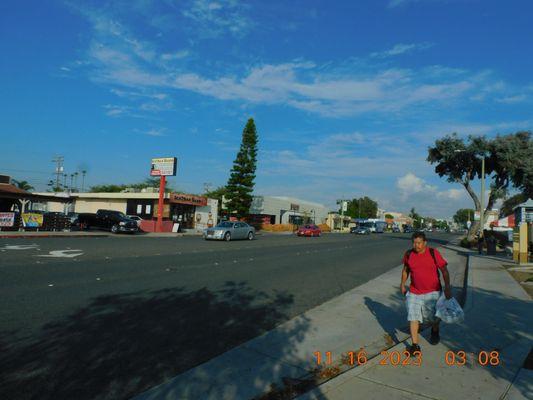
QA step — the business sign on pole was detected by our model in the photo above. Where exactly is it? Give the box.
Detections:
[342,201,348,212]
[0,212,15,227]
[150,157,177,176]
[474,211,480,221]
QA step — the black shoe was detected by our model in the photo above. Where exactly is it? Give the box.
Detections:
[408,343,421,355]
[429,328,440,345]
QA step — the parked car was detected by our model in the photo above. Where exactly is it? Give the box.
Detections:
[67,212,79,226]
[392,225,401,233]
[297,224,321,237]
[77,209,139,233]
[351,226,371,235]
[127,215,143,227]
[204,221,255,241]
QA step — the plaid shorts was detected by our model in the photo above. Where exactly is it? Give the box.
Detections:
[405,290,440,323]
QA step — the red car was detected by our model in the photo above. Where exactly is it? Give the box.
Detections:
[297,224,321,237]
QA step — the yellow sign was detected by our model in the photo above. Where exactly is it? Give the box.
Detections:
[22,213,44,227]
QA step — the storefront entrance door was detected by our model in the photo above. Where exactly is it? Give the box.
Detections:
[170,204,195,229]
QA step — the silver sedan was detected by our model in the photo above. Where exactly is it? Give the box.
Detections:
[204,221,255,241]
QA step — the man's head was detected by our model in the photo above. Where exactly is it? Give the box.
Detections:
[411,231,427,253]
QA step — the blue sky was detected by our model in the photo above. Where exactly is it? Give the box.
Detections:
[1,0,532,218]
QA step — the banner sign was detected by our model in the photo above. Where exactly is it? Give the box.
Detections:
[0,212,15,227]
[150,157,177,176]
[21,213,44,228]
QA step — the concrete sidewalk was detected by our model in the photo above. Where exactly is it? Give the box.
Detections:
[133,245,467,400]
[298,253,533,400]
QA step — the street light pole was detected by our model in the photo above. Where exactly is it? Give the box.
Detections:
[480,156,485,238]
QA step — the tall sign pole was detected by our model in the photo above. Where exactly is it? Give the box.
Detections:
[157,176,166,232]
[150,157,177,233]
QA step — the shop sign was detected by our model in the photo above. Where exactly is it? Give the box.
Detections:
[21,213,44,227]
[290,203,300,211]
[150,157,177,176]
[0,212,15,227]
[169,193,208,206]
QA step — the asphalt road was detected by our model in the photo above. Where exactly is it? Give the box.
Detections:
[0,232,458,400]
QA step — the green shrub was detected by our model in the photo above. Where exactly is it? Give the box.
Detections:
[460,237,471,248]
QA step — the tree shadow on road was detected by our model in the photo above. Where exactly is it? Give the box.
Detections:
[0,281,314,400]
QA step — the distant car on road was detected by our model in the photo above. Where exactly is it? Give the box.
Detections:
[392,226,401,233]
[204,221,255,241]
[127,215,143,227]
[297,224,321,237]
[351,226,371,235]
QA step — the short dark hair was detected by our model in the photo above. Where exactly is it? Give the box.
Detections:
[411,231,427,241]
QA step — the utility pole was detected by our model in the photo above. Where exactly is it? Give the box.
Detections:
[480,156,485,238]
[81,170,87,192]
[73,172,79,192]
[70,174,74,194]
[51,156,64,190]
[63,174,68,190]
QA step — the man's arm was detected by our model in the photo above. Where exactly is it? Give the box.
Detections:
[441,265,452,299]
[400,265,409,295]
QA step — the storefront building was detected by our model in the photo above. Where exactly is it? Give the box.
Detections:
[37,191,218,232]
[247,196,328,225]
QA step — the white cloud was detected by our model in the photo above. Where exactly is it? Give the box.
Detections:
[388,0,427,8]
[182,0,252,37]
[145,128,166,137]
[496,94,527,104]
[370,42,433,58]
[161,50,190,61]
[397,173,436,199]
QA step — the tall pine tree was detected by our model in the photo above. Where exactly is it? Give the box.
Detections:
[225,118,258,219]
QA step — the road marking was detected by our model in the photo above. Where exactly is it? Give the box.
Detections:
[37,250,84,258]
[1,244,40,250]
[48,284,54,287]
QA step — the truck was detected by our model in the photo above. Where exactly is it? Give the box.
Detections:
[77,209,139,234]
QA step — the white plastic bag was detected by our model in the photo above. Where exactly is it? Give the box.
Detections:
[435,294,464,323]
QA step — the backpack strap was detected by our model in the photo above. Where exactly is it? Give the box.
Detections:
[404,248,414,270]
[429,247,438,267]
[405,247,439,272]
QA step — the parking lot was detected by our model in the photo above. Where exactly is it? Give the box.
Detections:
[1,232,458,400]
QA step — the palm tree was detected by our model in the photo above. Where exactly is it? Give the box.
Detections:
[12,179,34,191]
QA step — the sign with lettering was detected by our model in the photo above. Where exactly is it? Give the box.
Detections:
[0,212,15,227]
[150,157,177,176]
[169,193,208,206]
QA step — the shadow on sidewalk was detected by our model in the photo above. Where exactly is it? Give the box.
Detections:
[439,286,532,391]
[363,295,407,344]
[0,282,314,400]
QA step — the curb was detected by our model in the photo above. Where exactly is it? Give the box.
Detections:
[0,234,110,239]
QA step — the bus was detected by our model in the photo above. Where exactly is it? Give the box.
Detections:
[360,219,387,233]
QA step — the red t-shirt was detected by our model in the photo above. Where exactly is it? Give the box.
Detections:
[403,247,448,294]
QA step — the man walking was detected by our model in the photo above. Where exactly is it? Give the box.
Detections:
[400,232,452,354]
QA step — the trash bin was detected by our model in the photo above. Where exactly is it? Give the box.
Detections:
[486,236,497,255]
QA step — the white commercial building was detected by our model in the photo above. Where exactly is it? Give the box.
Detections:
[247,196,328,225]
